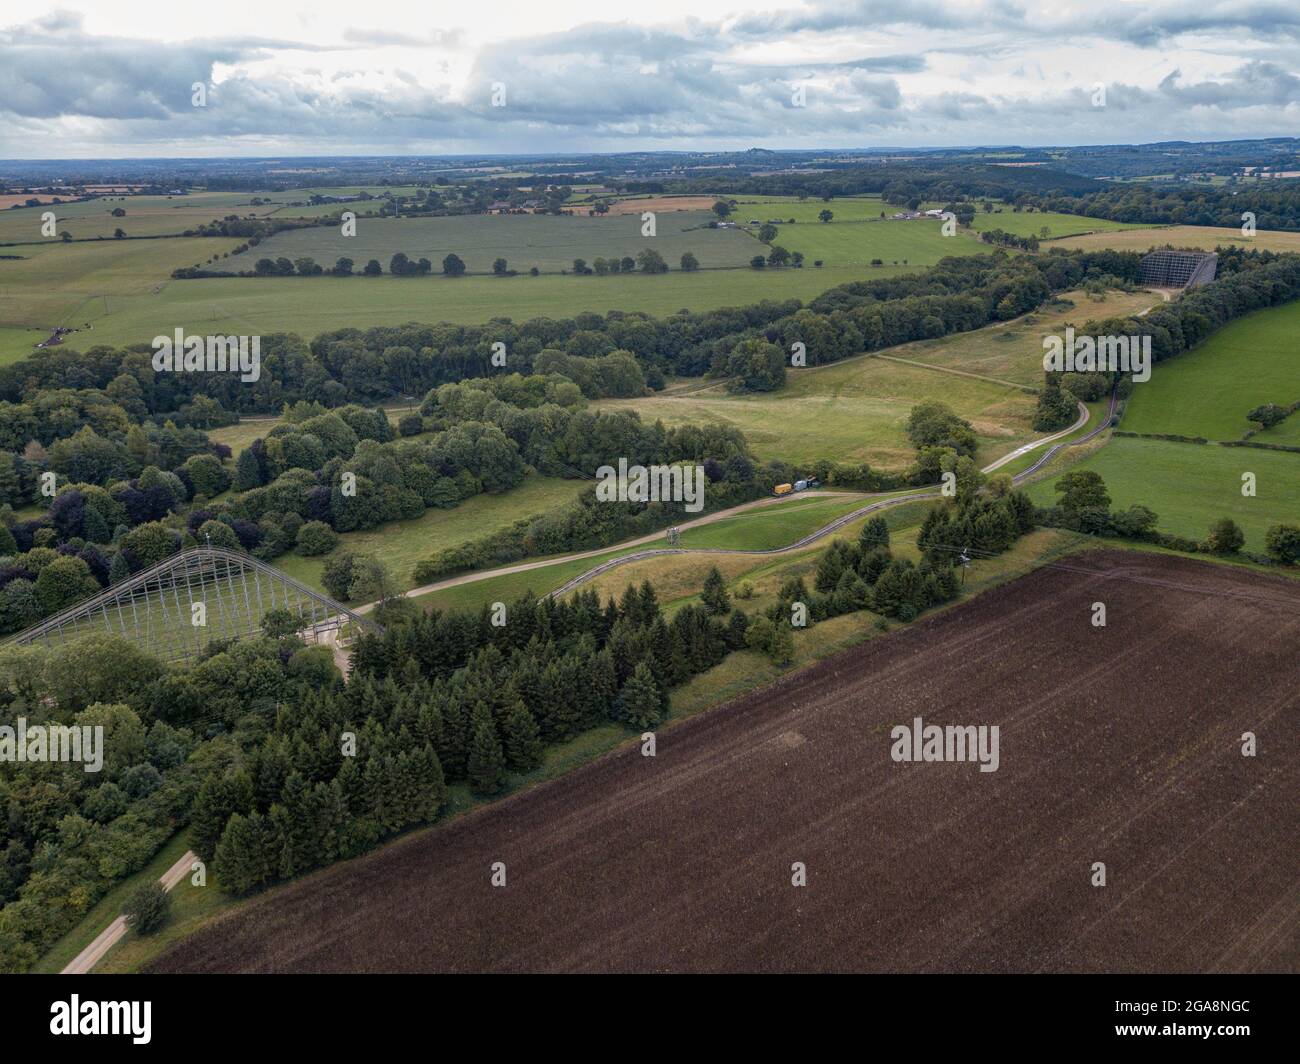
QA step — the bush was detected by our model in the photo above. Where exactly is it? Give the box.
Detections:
[122,881,171,936]
[1265,524,1300,565]
[398,414,424,437]
[1204,517,1245,555]
[296,520,338,556]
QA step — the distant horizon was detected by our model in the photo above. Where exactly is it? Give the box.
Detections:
[3,135,1299,168]
[4,1,1298,158]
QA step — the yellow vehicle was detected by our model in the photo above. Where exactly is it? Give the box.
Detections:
[773,483,793,496]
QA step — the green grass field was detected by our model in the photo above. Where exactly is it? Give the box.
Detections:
[731,195,891,224]
[675,494,873,550]
[1026,436,1299,552]
[276,475,588,594]
[18,262,900,354]
[1121,300,1300,441]
[971,210,1144,240]
[233,211,757,273]
[774,216,984,268]
[0,236,243,354]
[901,288,1162,386]
[0,191,289,243]
[597,349,1038,471]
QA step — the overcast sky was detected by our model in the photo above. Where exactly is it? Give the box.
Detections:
[1,0,1298,157]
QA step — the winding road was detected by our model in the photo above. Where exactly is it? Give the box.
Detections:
[362,392,1111,610]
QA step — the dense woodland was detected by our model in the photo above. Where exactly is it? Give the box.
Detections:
[4,246,1300,636]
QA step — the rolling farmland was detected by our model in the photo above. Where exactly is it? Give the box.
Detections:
[0,191,290,243]
[232,211,758,273]
[145,552,1300,974]
[1052,224,1300,255]
[1121,300,1300,441]
[597,348,1039,470]
[1,261,895,356]
[1026,437,1300,552]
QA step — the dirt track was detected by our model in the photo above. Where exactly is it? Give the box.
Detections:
[150,551,1300,973]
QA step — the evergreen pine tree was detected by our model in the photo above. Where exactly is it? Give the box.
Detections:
[234,446,265,491]
[502,702,543,772]
[108,551,130,584]
[700,566,731,615]
[467,702,507,796]
[616,661,663,729]
[82,506,110,544]
[637,580,660,623]
[859,515,890,550]
[725,608,750,650]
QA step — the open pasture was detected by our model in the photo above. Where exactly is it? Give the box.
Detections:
[1121,299,1300,441]
[232,211,757,273]
[901,288,1163,387]
[28,262,901,353]
[0,236,243,351]
[774,215,981,267]
[0,191,287,243]
[597,352,1039,470]
[1026,436,1300,552]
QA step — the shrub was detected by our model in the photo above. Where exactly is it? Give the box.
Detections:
[1204,517,1245,555]
[122,882,171,936]
[1264,524,1300,565]
[296,520,338,557]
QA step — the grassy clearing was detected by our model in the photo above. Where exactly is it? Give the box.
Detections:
[676,494,872,549]
[275,475,588,594]
[206,417,285,455]
[1051,225,1300,255]
[597,348,1038,470]
[233,211,757,273]
[898,288,1162,387]
[1121,300,1300,441]
[1025,436,1299,551]
[47,263,901,352]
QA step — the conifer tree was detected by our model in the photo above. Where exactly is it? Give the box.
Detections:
[859,515,890,550]
[616,661,663,729]
[467,702,506,796]
[108,551,130,585]
[700,566,731,615]
[503,702,543,773]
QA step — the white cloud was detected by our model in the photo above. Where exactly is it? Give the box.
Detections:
[0,0,1297,155]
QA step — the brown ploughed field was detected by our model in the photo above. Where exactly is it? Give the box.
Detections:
[150,550,1299,973]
